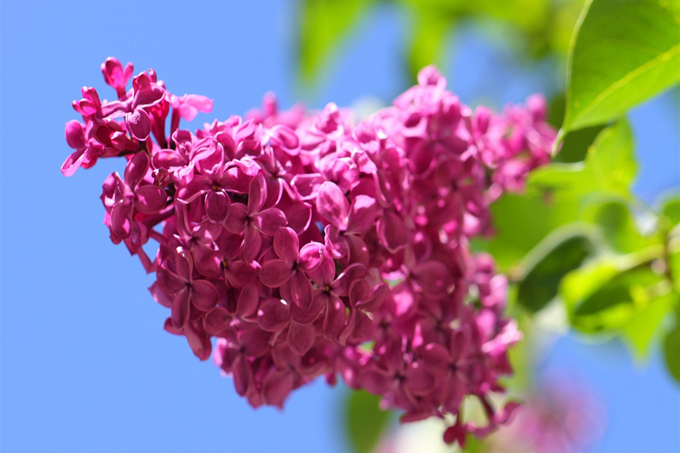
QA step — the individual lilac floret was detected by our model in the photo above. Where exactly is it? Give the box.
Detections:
[63,60,556,446]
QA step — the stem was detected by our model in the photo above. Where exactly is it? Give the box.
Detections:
[137,247,157,274]
[170,108,180,138]
[149,229,168,246]
[142,206,175,229]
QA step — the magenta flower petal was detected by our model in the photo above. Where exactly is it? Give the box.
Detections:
[377,210,408,252]
[225,203,248,234]
[101,57,133,95]
[273,227,299,263]
[389,282,415,317]
[316,181,349,229]
[110,201,133,239]
[249,172,268,213]
[61,148,87,177]
[290,173,324,200]
[332,263,367,297]
[224,261,260,289]
[132,83,164,109]
[257,298,290,332]
[252,208,287,236]
[124,152,150,189]
[206,190,231,223]
[65,120,86,149]
[149,281,173,308]
[323,295,347,340]
[347,235,369,266]
[242,227,262,262]
[237,283,259,318]
[290,294,324,325]
[288,321,316,356]
[153,149,186,169]
[263,369,294,408]
[362,369,391,395]
[261,259,294,288]
[173,252,193,280]
[156,268,186,294]
[420,343,450,377]
[299,243,324,272]
[347,195,377,234]
[281,199,312,234]
[325,225,349,259]
[349,311,373,342]
[171,94,214,121]
[232,355,252,396]
[135,185,166,213]
[406,364,434,396]
[413,261,452,296]
[240,325,271,357]
[288,272,313,310]
[171,289,191,329]
[190,280,218,311]
[204,306,231,335]
[125,109,152,141]
[409,141,435,175]
[184,324,212,361]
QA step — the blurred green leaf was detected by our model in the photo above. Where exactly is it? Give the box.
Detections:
[298,0,376,84]
[670,240,680,292]
[406,5,455,82]
[583,200,654,254]
[482,120,635,271]
[661,194,680,226]
[549,91,606,163]
[664,319,680,384]
[296,0,586,89]
[554,124,607,163]
[344,389,390,453]
[561,0,680,133]
[461,435,485,452]
[621,291,674,360]
[479,193,580,270]
[532,118,636,199]
[561,247,665,333]
[517,229,598,312]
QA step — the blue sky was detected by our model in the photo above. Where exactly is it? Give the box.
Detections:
[1,1,678,452]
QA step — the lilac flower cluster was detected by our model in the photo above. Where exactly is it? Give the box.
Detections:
[63,58,555,444]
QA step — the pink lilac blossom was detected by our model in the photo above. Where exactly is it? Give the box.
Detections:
[483,377,606,453]
[62,58,555,445]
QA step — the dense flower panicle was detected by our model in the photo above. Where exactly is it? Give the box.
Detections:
[62,58,556,444]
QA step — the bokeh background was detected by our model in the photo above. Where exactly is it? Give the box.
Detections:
[1,1,678,452]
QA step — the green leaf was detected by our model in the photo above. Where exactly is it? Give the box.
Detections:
[583,200,654,254]
[517,228,598,312]
[621,291,674,360]
[298,0,376,84]
[477,192,580,270]
[664,319,680,384]
[554,124,607,163]
[562,0,680,133]
[661,194,680,226]
[561,247,665,333]
[406,5,455,83]
[533,118,636,199]
[344,389,390,453]
[670,241,680,292]
[480,121,636,273]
